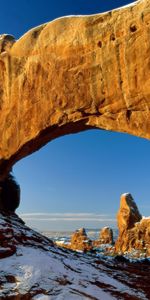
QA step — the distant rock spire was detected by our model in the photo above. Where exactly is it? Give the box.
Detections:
[117,193,142,233]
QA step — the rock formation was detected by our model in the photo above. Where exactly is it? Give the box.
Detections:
[117,193,142,233]
[93,227,114,249]
[99,227,114,244]
[115,193,150,256]
[70,228,92,252]
[0,0,149,190]
[0,212,149,299]
[0,172,20,212]
[57,227,114,252]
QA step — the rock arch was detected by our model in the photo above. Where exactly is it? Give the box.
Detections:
[0,0,150,182]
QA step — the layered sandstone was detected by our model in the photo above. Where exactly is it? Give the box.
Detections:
[0,0,150,184]
[115,193,150,256]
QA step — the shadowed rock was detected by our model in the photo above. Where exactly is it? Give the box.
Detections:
[0,173,20,212]
[0,34,15,53]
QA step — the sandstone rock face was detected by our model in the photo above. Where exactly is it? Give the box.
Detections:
[99,227,114,244]
[70,228,92,252]
[0,0,150,182]
[117,193,142,233]
[93,227,114,249]
[115,193,150,256]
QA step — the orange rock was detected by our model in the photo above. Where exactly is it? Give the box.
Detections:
[115,193,150,256]
[70,228,92,252]
[117,193,142,233]
[99,227,114,244]
[0,0,150,181]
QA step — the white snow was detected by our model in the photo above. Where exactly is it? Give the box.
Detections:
[33,295,50,300]
[122,193,131,197]
[142,216,150,220]
[0,245,148,299]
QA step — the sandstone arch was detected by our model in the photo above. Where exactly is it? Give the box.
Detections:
[0,0,150,180]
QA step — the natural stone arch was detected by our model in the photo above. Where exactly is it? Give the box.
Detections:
[0,0,150,181]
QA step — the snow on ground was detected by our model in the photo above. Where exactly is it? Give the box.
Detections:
[0,244,148,300]
[0,212,149,299]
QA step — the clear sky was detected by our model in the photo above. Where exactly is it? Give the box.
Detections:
[1,0,149,231]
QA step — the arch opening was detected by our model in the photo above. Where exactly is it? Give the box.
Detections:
[12,129,150,232]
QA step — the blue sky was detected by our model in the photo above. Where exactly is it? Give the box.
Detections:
[1,0,149,231]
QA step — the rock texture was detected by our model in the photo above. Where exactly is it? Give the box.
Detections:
[93,227,114,249]
[56,227,114,253]
[117,193,142,233]
[0,0,150,183]
[99,227,114,244]
[115,193,150,256]
[70,228,92,252]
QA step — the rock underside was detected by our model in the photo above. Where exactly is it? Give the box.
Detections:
[0,0,150,183]
[0,212,150,300]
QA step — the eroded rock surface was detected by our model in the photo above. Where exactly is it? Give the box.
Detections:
[115,193,150,256]
[70,228,93,252]
[56,227,114,253]
[93,227,114,249]
[0,0,150,182]
[99,227,114,244]
[117,193,142,233]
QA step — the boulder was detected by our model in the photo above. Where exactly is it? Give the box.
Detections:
[0,172,20,212]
